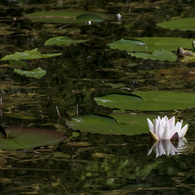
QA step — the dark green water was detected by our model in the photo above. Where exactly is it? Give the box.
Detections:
[0,0,195,194]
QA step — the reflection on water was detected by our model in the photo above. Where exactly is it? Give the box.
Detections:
[148,138,188,158]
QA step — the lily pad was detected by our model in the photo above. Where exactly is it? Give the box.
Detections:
[108,37,194,53]
[14,67,46,79]
[0,126,66,150]
[108,39,146,51]
[25,11,107,24]
[157,17,195,31]
[75,13,104,22]
[94,91,195,111]
[1,48,62,61]
[129,50,177,61]
[44,36,87,46]
[67,113,155,135]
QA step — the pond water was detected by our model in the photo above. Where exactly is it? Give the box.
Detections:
[0,0,195,194]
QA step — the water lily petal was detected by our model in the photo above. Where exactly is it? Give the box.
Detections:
[149,130,159,141]
[153,118,159,135]
[161,125,171,139]
[179,124,189,137]
[164,115,169,122]
[169,116,175,126]
[175,121,182,130]
[147,118,154,132]
[170,122,178,137]
[158,121,164,139]
[155,122,161,138]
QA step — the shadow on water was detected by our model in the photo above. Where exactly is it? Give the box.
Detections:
[0,0,195,194]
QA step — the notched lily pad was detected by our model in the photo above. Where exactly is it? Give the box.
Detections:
[14,67,46,79]
[95,91,195,111]
[157,17,195,31]
[44,36,88,46]
[129,50,177,62]
[107,39,146,51]
[67,113,155,136]
[0,126,66,149]
[108,37,194,53]
[1,48,62,61]
[75,13,104,22]
[25,11,107,24]
[95,92,143,108]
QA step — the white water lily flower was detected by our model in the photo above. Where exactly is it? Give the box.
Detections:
[147,116,188,141]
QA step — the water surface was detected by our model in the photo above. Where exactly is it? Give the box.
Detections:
[0,0,195,194]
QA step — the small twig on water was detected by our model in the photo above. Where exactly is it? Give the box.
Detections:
[56,106,62,118]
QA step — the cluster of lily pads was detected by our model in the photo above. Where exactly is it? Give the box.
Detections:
[0,37,88,79]
[67,90,193,135]
[1,11,194,151]
[1,12,195,79]
[66,90,192,157]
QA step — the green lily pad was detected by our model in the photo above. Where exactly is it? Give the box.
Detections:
[0,126,66,150]
[14,67,46,79]
[75,13,104,22]
[108,39,146,51]
[25,11,107,24]
[67,113,155,135]
[157,17,195,31]
[129,50,177,61]
[44,36,88,46]
[108,37,194,53]
[1,48,62,61]
[94,91,195,111]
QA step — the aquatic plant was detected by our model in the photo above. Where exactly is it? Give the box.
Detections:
[147,116,188,141]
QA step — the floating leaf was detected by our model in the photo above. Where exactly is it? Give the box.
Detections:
[108,37,194,53]
[95,92,143,107]
[0,126,66,149]
[75,13,104,22]
[44,36,87,46]
[1,48,62,61]
[107,39,146,51]
[14,67,46,79]
[67,113,155,135]
[25,11,107,24]
[157,17,195,31]
[129,50,177,61]
[94,91,195,111]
